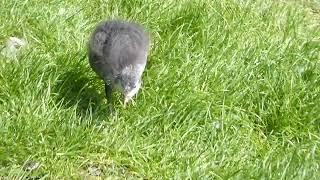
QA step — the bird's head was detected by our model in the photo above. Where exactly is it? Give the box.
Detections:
[116,65,144,105]
[122,78,142,105]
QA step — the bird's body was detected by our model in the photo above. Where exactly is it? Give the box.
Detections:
[88,20,150,106]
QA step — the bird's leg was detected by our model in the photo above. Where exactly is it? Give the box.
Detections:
[105,83,113,113]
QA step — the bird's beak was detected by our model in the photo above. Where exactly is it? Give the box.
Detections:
[124,96,130,107]
[123,95,136,107]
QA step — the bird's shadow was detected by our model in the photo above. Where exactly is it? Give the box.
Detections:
[53,69,110,119]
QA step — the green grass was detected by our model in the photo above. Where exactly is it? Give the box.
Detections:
[0,0,320,179]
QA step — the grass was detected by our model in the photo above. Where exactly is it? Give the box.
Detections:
[0,0,319,179]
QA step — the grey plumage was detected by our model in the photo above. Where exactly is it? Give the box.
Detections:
[88,20,150,107]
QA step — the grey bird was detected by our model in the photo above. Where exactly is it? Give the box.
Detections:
[88,20,150,107]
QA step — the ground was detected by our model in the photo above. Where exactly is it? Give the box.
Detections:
[0,0,319,179]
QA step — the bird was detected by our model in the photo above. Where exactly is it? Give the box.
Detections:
[88,20,150,108]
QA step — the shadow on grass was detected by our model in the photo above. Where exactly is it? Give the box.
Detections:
[53,69,110,118]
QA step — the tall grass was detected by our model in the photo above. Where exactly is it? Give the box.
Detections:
[0,0,319,178]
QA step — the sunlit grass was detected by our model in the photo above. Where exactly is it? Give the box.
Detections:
[0,0,319,179]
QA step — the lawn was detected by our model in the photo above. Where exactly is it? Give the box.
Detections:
[0,0,319,179]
